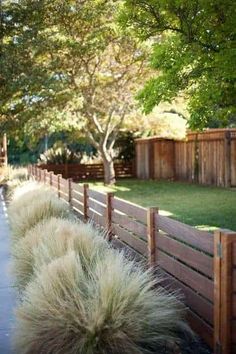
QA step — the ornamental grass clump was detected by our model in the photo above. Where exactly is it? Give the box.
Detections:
[14,250,188,354]
[12,218,109,292]
[10,180,44,202]
[8,188,70,243]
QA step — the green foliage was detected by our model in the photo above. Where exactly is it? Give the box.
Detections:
[115,131,138,162]
[120,0,236,129]
[1,0,149,183]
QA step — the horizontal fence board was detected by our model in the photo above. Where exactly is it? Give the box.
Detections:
[112,197,147,224]
[72,192,84,204]
[111,237,146,263]
[88,211,106,228]
[155,214,213,255]
[72,198,84,212]
[112,211,147,241]
[187,310,213,347]
[88,199,106,215]
[87,189,106,204]
[60,194,69,203]
[72,205,84,216]
[156,233,213,278]
[157,250,214,302]
[38,162,134,180]
[60,178,68,187]
[72,182,83,194]
[159,269,213,325]
[112,224,147,256]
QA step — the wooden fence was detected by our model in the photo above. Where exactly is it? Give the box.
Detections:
[38,161,135,181]
[29,164,236,354]
[0,133,7,167]
[135,129,236,187]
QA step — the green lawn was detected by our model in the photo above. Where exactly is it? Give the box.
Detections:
[88,179,236,232]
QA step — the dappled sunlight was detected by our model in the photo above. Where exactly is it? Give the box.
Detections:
[159,209,174,217]
[196,225,219,232]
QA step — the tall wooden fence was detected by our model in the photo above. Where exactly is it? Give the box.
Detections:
[135,129,236,187]
[29,164,236,354]
[38,161,135,181]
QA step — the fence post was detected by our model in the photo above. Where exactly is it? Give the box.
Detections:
[38,168,42,182]
[68,178,72,205]
[214,230,236,354]
[49,172,53,186]
[147,207,158,267]
[57,174,61,198]
[83,184,89,222]
[43,169,46,184]
[65,163,68,179]
[106,192,114,241]
[224,131,231,188]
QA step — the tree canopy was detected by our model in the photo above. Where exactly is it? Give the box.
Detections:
[120,0,236,129]
[0,0,150,183]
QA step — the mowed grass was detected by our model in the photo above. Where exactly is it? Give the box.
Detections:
[88,179,236,232]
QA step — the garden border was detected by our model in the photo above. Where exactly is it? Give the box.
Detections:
[29,165,236,354]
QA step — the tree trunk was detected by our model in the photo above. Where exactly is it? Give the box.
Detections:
[103,157,116,185]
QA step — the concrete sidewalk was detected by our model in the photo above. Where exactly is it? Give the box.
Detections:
[0,189,17,353]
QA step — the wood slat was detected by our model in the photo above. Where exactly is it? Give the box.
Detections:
[157,250,214,301]
[112,197,147,224]
[156,233,213,278]
[72,182,83,194]
[112,224,147,256]
[112,210,147,240]
[155,214,213,255]
[88,210,106,227]
[159,269,213,325]
[187,310,213,348]
[72,192,84,204]
[72,198,84,212]
[88,199,106,215]
[111,237,145,263]
[87,189,106,204]
[72,207,84,218]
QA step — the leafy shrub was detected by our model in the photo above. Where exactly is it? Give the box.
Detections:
[39,142,82,164]
[12,218,109,292]
[14,251,188,354]
[8,188,70,243]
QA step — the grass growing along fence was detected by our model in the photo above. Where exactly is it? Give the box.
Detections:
[8,177,190,354]
[29,165,236,354]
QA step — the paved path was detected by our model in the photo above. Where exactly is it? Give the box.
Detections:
[0,189,17,353]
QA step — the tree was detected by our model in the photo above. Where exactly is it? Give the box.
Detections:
[1,0,149,184]
[120,0,236,129]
